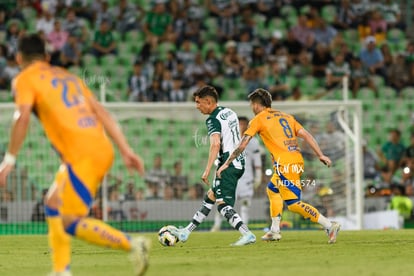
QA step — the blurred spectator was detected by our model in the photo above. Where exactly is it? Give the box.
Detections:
[169,160,189,199]
[243,67,266,97]
[204,49,222,80]
[169,76,185,102]
[291,14,315,48]
[258,0,281,23]
[325,52,350,90]
[363,139,381,180]
[36,10,55,35]
[312,17,338,46]
[145,154,171,199]
[380,43,393,69]
[268,61,289,100]
[333,0,357,30]
[369,10,387,44]
[357,16,370,42]
[161,69,173,94]
[5,19,22,56]
[250,44,266,77]
[359,36,386,78]
[266,30,284,56]
[147,78,168,102]
[283,30,303,65]
[403,41,414,65]
[312,42,332,79]
[47,20,69,65]
[112,0,140,36]
[401,133,414,169]
[321,121,346,162]
[176,39,196,66]
[388,184,413,227]
[0,44,8,89]
[172,60,193,91]
[207,0,238,43]
[124,182,137,201]
[387,53,409,94]
[223,40,246,79]
[381,0,405,30]
[237,28,254,62]
[128,60,148,102]
[91,20,117,59]
[380,129,406,175]
[60,32,82,68]
[31,188,48,222]
[1,54,19,88]
[143,2,173,47]
[375,165,401,191]
[187,52,209,81]
[95,0,112,28]
[290,49,313,78]
[187,182,205,200]
[350,57,377,98]
[62,8,83,36]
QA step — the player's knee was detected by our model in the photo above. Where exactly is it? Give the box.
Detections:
[62,215,84,234]
[286,200,301,211]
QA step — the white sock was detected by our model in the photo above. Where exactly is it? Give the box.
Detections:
[317,214,332,229]
[270,215,281,233]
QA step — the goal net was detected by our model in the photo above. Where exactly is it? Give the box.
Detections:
[0,100,363,233]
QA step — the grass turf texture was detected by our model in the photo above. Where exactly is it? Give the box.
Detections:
[1,230,414,276]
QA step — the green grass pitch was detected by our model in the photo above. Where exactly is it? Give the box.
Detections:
[1,230,414,276]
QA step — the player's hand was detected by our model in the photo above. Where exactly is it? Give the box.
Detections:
[0,162,14,187]
[201,170,210,185]
[319,155,332,167]
[216,163,229,178]
[121,149,145,177]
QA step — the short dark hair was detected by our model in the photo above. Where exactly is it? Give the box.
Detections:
[18,34,46,61]
[248,88,272,108]
[193,85,218,102]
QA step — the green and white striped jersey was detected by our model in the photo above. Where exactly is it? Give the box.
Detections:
[206,106,245,170]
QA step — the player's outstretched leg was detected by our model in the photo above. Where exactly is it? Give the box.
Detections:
[64,217,151,274]
[262,186,283,241]
[217,203,256,246]
[287,200,341,243]
[171,193,215,242]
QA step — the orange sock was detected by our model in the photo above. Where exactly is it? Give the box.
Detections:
[46,207,71,272]
[65,218,132,251]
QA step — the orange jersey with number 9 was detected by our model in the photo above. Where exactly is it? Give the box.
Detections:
[12,61,114,164]
[244,108,304,166]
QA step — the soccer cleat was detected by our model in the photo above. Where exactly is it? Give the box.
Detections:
[47,271,72,276]
[326,221,341,244]
[261,231,282,242]
[129,236,151,276]
[170,227,191,243]
[231,232,256,246]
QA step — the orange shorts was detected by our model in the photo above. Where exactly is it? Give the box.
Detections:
[55,154,113,216]
[269,162,304,202]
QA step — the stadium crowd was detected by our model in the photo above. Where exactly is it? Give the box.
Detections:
[0,0,413,101]
[0,1,414,219]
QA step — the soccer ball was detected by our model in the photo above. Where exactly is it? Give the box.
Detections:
[158,225,179,246]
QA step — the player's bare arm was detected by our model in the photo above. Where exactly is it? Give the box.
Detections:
[297,128,332,167]
[0,104,32,187]
[217,135,252,177]
[202,133,221,185]
[87,96,145,176]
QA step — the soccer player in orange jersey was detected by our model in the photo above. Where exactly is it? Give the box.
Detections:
[0,34,150,276]
[217,88,341,244]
